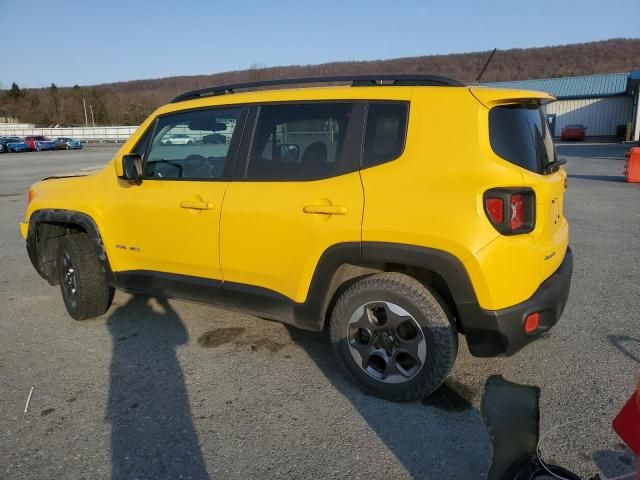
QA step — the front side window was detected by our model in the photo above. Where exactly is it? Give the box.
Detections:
[143,107,244,180]
[489,103,556,174]
[132,129,151,156]
[246,103,354,180]
[363,102,409,167]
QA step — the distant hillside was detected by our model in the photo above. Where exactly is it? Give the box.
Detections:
[2,38,639,126]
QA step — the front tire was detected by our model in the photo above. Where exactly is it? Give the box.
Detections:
[57,233,114,320]
[330,272,458,402]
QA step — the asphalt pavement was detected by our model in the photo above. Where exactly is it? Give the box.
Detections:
[1,143,638,479]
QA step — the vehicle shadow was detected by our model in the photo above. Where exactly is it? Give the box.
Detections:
[608,335,640,364]
[556,143,629,159]
[567,174,626,183]
[286,327,491,479]
[105,295,210,480]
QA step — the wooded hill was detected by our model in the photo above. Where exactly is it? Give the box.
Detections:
[2,38,639,126]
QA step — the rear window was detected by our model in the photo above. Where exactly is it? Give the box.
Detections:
[489,104,556,173]
[363,102,408,167]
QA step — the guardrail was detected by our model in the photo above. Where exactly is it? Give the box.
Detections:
[0,126,138,142]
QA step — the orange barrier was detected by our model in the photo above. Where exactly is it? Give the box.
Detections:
[624,147,640,183]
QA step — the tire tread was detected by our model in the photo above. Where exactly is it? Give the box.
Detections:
[58,233,113,320]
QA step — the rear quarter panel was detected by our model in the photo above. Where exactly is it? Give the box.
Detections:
[361,88,501,259]
[360,87,553,310]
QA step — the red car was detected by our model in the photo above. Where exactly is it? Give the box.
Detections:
[24,135,56,151]
[561,124,587,141]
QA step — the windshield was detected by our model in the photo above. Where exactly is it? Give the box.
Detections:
[489,103,556,174]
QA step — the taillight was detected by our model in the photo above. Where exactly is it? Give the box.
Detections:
[486,198,504,224]
[510,194,525,230]
[483,188,535,235]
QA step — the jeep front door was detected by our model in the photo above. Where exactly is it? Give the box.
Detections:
[105,106,247,300]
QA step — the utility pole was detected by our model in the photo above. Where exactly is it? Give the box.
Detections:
[82,97,89,126]
[89,105,95,127]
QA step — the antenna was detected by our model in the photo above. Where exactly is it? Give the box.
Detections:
[476,48,497,82]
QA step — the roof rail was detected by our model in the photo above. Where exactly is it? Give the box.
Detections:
[171,74,464,103]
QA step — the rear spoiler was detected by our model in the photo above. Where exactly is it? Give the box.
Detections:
[469,87,555,109]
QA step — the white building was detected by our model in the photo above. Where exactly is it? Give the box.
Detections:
[484,71,640,141]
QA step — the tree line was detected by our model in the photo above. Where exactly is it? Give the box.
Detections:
[1,38,638,127]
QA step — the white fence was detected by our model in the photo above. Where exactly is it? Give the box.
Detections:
[0,122,33,129]
[0,125,138,142]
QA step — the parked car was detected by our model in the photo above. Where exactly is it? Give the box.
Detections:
[36,140,57,151]
[203,133,227,144]
[0,136,23,153]
[24,135,56,151]
[20,75,572,402]
[3,136,30,152]
[561,124,586,141]
[162,133,194,145]
[54,137,83,150]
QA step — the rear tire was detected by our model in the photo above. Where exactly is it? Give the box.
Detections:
[56,233,114,320]
[330,272,458,402]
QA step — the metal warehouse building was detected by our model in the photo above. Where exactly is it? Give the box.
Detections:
[484,71,640,141]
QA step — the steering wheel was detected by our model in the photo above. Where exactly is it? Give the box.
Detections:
[184,154,207,170]
[184,154,210,178]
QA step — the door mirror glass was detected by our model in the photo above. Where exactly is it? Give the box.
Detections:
[278,144,300,162]
[120,153,143,181]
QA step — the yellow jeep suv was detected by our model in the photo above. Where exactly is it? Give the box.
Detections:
[21,75,572,401]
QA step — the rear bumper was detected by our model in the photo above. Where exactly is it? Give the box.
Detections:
[459,247,573,357]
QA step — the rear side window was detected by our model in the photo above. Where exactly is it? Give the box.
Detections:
[363,103,408,167]
[246,103,354,180]
[489,104,556,173]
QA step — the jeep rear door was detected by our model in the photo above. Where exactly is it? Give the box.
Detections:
[219,102,365,316]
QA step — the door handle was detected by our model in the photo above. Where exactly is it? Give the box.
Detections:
[303,204,348,215]
[180,200,215,210]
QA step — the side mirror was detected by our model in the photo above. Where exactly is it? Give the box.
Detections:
[278,143,300,162]
[119,154,143,181]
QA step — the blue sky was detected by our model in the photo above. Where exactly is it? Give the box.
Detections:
[1,0,638,88]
